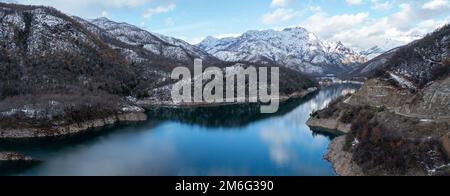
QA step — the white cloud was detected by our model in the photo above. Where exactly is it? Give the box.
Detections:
[422,0,450,10]
[308,5,322,12]
[143,3,176,19]
[8,0,450,52]
[302,11,369,38]
[15,0,154,18]
[101,11,108,17]
[301,2,450,50]
[346,0,363,5]
[215,33,242,39]
[370,0,393,11]
[262,8,300,24]
[271,0,296,7]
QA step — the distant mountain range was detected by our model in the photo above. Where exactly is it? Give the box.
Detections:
[198,28,376,76]
[0,3,318,137]
[72,16,224,98]
[0,2,318,100]
[79,17,220,66]
[358,46,385,60]
[1,2,449,173]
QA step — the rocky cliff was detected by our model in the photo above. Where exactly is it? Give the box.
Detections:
[308,25,450,176]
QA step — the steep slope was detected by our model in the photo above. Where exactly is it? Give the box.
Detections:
[308,24,450,176]
[77,17,319,104]
[74,17,229,98]
[0,4,137,96]
[0,3,146,138]
[350,48,399,77]
[0,3,319,138]
[358,46,385,61]
[198,27,367,76]
[353,24,450,84]
[383,25,450,86]
[88,17,220,67]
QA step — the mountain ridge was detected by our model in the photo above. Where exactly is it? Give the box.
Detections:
[0,3,319,138]
[307,23,450,176]
[198,27,369,76]
[353,24,450,87]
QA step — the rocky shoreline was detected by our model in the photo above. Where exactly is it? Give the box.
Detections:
[324,136,364,176]
[310,107,450,176]
[306,116,362,176]
[138,87,319,108]
[0,152,37,162]
[0,112,147,139]
[309,77,450,176]
[0,152,40,175]
[0,88,318,140]
[306,117,351,135]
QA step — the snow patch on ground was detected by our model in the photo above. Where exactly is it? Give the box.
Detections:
[388,72,417,90]
[121,105,144,113]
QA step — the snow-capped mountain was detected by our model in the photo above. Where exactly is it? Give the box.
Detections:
[198,27,368,76]
[358,46,384,60]
[0,2,317,139]
[86,17,220,66]
[0,3,136,96]
[73,16,225,97]
[0,2,318,103]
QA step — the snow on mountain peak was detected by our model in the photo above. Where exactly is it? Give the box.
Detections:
[198,27,368,76]
[87,17,217,64]
[358,46,385,59]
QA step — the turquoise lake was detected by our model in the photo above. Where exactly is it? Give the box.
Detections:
[0,84,359,176]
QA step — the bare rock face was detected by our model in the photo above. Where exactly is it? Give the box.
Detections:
[324,136,364,176]
[348,77,450,119]
[347,79,411,108]
[408,77,450,118]
[306,118,351,134]
[0,112,147,139]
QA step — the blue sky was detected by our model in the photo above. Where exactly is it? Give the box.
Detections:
[4,0,450,50]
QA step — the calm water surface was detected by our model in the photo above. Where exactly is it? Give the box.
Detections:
[0,84,359,176]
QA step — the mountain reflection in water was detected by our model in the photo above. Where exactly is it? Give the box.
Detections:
[0,84,360,176]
